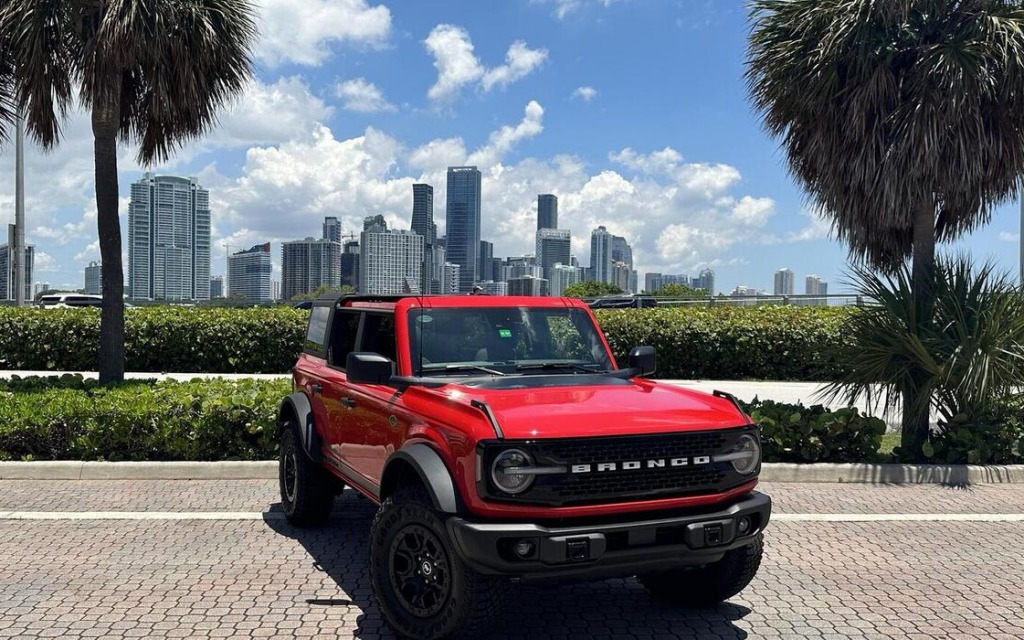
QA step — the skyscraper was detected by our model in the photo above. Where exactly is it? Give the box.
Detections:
[228,243,272,301]
[127,173,211,300]
[446,166,482,293]
[537,194,558,230]
[281,238,342,300]
[774,268,795,295]
[645,273,663,294]
[507,275,548,296]
[360,229,424,295]
[411,184,436,244]
[478,240,494,283]
[549,263,582,297]
[590,226,613,284]
[805,274,828,296]
[84,262,102,295]
[536,228,571,289]
[611,235,633,268]
[210,275,224,299]
[341,240,360,291]
[693,268,715,295]
[323,216,342,244]
[0,225,33,301]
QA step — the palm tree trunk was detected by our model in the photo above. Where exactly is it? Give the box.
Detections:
[92,93,124,384]
[901,197,936,460]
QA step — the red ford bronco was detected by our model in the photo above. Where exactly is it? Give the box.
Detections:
[278,294,771,640]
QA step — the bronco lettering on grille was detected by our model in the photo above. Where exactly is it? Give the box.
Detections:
[570,456,711,473]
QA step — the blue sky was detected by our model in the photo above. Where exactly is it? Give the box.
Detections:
[1,0,1021,294]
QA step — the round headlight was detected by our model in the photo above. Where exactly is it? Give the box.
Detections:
[732,434,761,475]
[490,449,534,494]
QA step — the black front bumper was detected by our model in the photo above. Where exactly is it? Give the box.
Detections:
[446,491,771,583]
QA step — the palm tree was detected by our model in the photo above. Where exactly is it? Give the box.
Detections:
[747,0,1024,459]
[0,0,257,383]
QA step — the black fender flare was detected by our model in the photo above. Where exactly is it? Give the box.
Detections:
[277,392,323,462]
[381,444,462,514]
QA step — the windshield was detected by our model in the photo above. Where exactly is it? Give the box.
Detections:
[408,306,613,376]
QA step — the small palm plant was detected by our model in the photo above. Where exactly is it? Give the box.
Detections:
[824,256,1024,460]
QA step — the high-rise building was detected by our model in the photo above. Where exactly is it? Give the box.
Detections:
[359,229,424,295]
[549,263,582,297]
[501,256,542,282]
[536,228,571,289]
[612,261,633,293]
[364,214,387,233]
[0,225,34,302]
[209,275,224,299]
[611,235,633,268]
[341,240,360,291]
[507,275,548,296]
[692,268,715,295]
[282,238,342,300]
[323,216,342,244]
[84,262,102,295]
[590,226,614,284]
[645,272,663,294]
[445,166,482,293]
[441,262,461,294]
[127,173,210,300]
[478,240,495,283]
[228,243,272,301]
[271,280,281,301]
[411,184,436,244]
[33,282,50,297]
[537,194,558,230]
[476,280,508,295]
[805,275,828,296]
[774,268,795,295]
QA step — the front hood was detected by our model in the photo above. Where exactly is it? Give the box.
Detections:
[442,378,749,440]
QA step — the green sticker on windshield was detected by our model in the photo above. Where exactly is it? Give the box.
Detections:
[498,328,512,339]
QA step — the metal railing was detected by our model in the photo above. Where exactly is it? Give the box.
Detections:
[584,294,870,308]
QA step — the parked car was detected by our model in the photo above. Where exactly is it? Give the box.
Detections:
[277,293,770,640]
[587,295,658,309]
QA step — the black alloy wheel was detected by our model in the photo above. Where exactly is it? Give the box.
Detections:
[388,523,453,617]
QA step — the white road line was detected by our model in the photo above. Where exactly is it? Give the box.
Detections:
[0,511,1021,522]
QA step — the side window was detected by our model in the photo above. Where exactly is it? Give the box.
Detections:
[328,311,360,369]
[304,306,331,355]
[359,313,397,363]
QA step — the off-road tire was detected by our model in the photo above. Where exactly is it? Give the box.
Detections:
[638,533,763,607]
[369,486,505,640]
[279,423,335,527]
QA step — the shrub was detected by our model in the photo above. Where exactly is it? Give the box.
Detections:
[0,377,289,461]
[740,399,886,463]
[918,395,1024,464]
[596,305,853,380]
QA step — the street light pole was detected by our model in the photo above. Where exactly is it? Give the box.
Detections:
[13,111,26,306]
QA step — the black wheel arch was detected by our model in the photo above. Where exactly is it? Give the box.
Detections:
[380,444,464,514]
[278,392,324,463]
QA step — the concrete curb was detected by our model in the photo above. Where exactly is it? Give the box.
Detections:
[2,461,1024,484]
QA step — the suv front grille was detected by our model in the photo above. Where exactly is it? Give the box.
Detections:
[478,428,756,507]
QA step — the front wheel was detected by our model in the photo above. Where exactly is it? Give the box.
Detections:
[279,423,336,527]
[638,533,763,607]
[369,487,505,640]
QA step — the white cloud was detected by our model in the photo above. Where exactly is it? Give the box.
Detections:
[1000,231,1020,242]
[335,78,396,113]
[481,42,549,91]
[207,77,333,149]
[468,101,545,167]
[786,205,833,242]
[424,25,547,102]
[256,0,392,67]
[534,0,626,20]
[572,86,598,101]
[34,251,60,273]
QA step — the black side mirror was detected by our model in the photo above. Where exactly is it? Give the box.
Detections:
[628,345,657,377]
[346,352,395,385]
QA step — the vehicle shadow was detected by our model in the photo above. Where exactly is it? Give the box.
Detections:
[265,491,754,639]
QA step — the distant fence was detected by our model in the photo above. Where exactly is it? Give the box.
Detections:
[584,294,870,308]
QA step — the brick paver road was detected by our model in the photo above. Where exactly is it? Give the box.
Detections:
[1,480,1023,639]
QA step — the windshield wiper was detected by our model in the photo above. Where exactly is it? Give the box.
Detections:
[423,364,508,377]
[515,362,606,374]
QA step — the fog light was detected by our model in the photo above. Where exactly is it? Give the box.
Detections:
[737,516,751,535]
[513,539,535,558]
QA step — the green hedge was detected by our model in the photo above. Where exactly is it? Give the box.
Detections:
[596,306,853,380]
[0,307,306,373]
[0,305,852,379]
[0,377,288,461]
[740,398,886,463]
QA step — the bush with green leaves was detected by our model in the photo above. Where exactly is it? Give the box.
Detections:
[918,395,1024,465]
[0,377,289,461]
[740,399,886,463]
[596,305,853,380]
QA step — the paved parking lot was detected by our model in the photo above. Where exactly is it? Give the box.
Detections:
[1,480,1023,639]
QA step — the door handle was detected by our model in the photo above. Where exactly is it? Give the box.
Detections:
[310,383,323,395]
[341,397,356,409]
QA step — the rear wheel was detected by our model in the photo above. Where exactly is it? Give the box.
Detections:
[369,486,505,640]
[638,533,763,607]
[279,422,335,527]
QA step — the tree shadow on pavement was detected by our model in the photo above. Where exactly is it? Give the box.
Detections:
[265,490,753,639]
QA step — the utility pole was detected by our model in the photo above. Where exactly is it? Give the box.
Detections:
[13,112,26,306]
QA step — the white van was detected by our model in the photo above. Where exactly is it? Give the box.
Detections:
[38,293,104,308]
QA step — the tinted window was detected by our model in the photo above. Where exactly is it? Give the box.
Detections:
[304,306,331,354]
[328,311,360,368]
[359,313,397,363]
